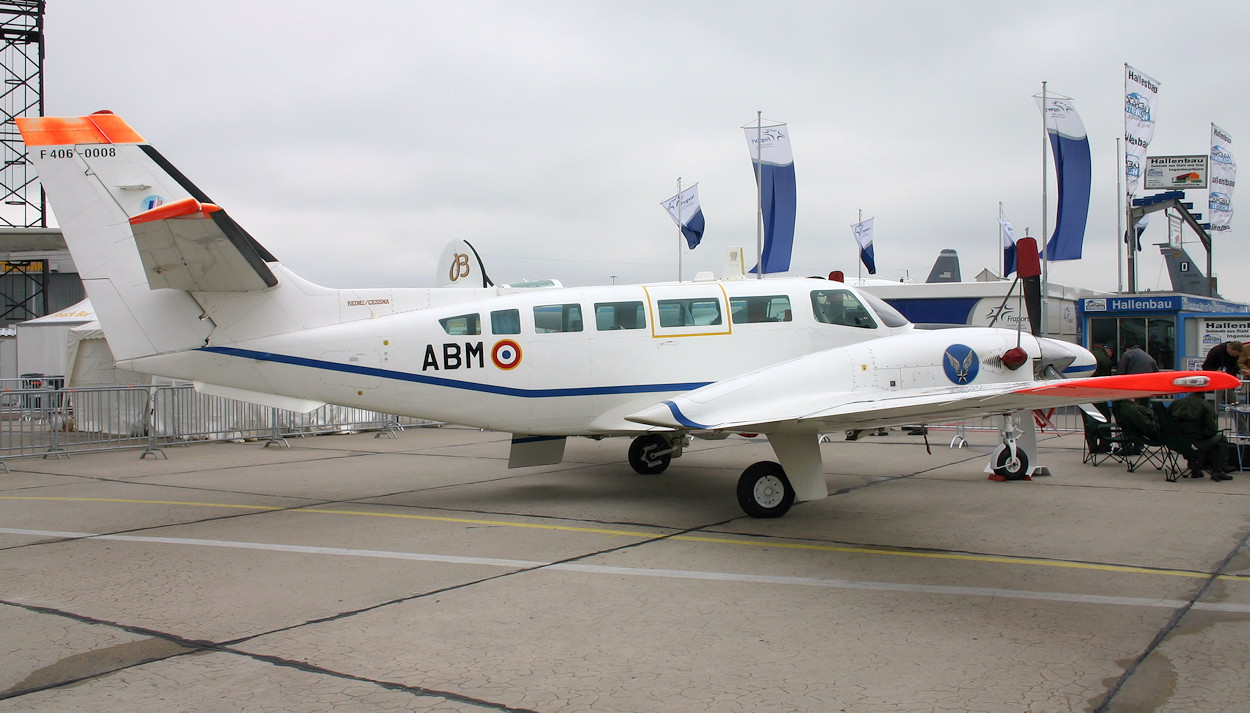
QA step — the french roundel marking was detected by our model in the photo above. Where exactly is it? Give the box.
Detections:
[492,340,522,370]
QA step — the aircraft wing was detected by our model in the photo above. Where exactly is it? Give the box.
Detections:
[626,370,1240,435]
[129,196,278,292]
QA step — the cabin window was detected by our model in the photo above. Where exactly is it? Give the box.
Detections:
[595,301,646,330]
[490,309,521,335]
[730,295,792,324]
[534,303,584,333]
[810,290,877,329]
[439,313,482,335]
[657,298,723,328]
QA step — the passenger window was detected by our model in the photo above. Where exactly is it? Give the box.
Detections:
[490,309,521,335]
[534,303,584,333]
[595,301,646,330]
[657,298,722,327]
[810,290,878,329]
[730,295,793,324]
[439,313,481,335]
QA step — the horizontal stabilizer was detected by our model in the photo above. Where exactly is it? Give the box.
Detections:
[131,197,277,292]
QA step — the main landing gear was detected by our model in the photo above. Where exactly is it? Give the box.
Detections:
[627,434,683,475]
[627,432,821,519]
[736,461,796,518]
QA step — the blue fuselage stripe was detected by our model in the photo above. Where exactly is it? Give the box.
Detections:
[199,346,711,398]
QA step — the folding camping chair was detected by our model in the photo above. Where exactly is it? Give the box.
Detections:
[1080,408,1127,467]
[1111,400,1177,477]
[1154,400,1227,482]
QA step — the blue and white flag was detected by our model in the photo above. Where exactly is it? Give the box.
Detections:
[1124,65,1161,197]
[743,121,796,273]
[852,217,876,274]
[1210,124,1235,232]
[1037,96,1091,261]
[660,183,705,249]
[1000,218,1017,276]
[1125,213,1149,252]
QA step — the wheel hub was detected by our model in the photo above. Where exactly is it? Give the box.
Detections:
[753,475,786,507]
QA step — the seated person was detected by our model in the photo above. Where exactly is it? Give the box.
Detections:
[1082,409,1115,454]
[1169,393,1233,481]
[1112,398,1157,456]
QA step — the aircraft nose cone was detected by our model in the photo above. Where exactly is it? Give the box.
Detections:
[1037,337,1095,377]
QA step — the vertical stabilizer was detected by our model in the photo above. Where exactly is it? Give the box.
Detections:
[17,112,275,361]
[1159,244,1217,297]
[925,249,962,283]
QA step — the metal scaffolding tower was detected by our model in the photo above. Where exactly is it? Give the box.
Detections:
[0,0,44,229]
[0,1,51,326]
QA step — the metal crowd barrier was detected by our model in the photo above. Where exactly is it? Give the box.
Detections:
[0,382,435,465]
[1,380,1238,466]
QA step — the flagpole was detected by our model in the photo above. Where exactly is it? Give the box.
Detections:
[755,110,764,280]
[998,202,1004,276]
[1115,138,1124,293]
[676,177,683,283]
[1039,81,1049,336]
[856,208,863,281]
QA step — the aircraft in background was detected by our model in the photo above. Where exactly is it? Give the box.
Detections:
[17,112,1238,517]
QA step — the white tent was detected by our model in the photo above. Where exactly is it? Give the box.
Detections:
[16,299,95,377]
[66,320,152,388]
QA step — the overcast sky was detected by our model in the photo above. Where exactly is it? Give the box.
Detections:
[38,1,1249,300]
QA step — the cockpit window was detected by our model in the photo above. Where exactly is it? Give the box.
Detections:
[439,313,482,335]
[810,290,877,329]
[857,290,910,327]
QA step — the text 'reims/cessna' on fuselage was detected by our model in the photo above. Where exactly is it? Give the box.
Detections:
[17,112,1238,517]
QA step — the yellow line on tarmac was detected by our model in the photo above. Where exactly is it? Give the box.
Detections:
[3,495,1244,582]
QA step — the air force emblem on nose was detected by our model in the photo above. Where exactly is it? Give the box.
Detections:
[943,344,979,384]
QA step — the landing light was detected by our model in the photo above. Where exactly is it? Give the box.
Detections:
[1172,376,1210,387]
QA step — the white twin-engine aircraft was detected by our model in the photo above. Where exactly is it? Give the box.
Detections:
[18,112,1238,518]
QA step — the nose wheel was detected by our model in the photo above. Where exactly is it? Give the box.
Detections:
[736,461,796,518]
[991,443,1030,480]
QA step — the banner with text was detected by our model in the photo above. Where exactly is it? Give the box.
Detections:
[661,183,705,249]
[1037,96,1091,260]
[743,121,796,273]
[1124,65,1161,196]
[1210,124,1236,232]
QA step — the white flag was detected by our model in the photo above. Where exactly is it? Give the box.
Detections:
[660,183,705,249]
[1124,65,1161,196]
[1210,124,1235,232]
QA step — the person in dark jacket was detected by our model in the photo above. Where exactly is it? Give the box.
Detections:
[1093,344,1113,377]
[1169,393,1232,480]
[1117,345,1158,374]
[1202,341,1244,376]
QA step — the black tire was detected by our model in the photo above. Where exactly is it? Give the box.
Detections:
[628,434,671,474]
[736,461,795,518]
[993,446,1030,480]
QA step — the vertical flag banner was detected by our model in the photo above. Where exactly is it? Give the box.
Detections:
[1210,124,1235,232]
[1000,218,1017,276]
[661,183,705,249]
[1124,65,1160,196]
[1036,96,1091,260]
[743,122,796,273]
[852,217,876,274]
